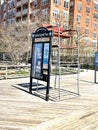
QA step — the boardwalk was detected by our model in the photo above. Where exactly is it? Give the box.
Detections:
[0,70,98,130]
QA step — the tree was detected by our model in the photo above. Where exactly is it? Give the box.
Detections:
[0,23,31,64]
[0,10,51,64]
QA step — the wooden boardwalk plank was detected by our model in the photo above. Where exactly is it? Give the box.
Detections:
[0,70,98,129]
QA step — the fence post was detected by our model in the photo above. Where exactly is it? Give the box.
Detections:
[5,66,8,80]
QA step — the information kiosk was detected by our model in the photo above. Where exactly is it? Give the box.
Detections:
[29,27,53,101]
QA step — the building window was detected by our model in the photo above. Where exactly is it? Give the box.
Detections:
[34,0,38,7]
[86,0,90,3]
[92,33,97,38]
[17,7,21,12]
[94,3,98,11]
[8,19,11,26]
[76,26,81,34]
[77,2,82,11]
[85,29,89,35]
[53,9,60,18]
[8,10,12,18]
[86,6,90,13]
[22,15,27,21]
[94,13,98,19]
[64,0,68,8]
[76,15,81,22]
[8,1,13,9]
[11,18,16,24]
[13,8,16,16]
[13,0,16,7]
[3,4,7,11]
[42,0,49,6]
[16,17,21,22]
[93,23,97,29]
[17,0,21,2]
[23,4,28,10]
[53,0,61,5]
[3,13,6,20]
[92,41,96,48]
[70,1,74,9]
[42,8,49,17]
[85,18,89,25]
[63,24,68,29]
[63,11,69,21]
[4,21,6,28]
[84,38,89,46]
[32,11,37,17]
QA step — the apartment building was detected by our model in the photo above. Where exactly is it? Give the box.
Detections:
[0,4,1,23]
[0,0,69,27]
[0,0,3,23]
[69,0,98,49]
[0,0,98,50]
[1,0,28,27]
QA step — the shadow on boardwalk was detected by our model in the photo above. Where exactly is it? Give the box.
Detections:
[13,81,80,102]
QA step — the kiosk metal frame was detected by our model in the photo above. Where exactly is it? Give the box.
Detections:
[29,27,53,101]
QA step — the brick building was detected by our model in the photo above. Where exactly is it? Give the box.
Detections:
[0,4,1,23]
[0,1,1,13]
[0,0,98,57]
[69,0,98,50]
[0,0,69,28]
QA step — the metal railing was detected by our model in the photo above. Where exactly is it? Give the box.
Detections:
[0,65,30,80]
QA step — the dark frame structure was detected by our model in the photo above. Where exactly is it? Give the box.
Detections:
[29,27,53,101]
[94,52,98,83]
[43,24,80,99]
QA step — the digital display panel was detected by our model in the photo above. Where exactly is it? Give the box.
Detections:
[43,43,49,69]
[32,43,42,78]
[95,52,98,66]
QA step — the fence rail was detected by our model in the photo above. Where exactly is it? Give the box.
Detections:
[0,65,30,80]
